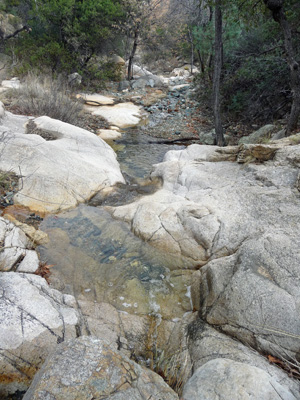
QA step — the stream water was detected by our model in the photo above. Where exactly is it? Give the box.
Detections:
[38,128,194,321]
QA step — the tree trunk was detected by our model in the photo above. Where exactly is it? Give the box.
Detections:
[188,28,194,75]
[264,0,300,134]
[212,0,225,146]
[197,49,205,74]
[127,26,139,81]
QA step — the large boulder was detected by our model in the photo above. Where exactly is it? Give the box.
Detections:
[171,67,191,77]
[199,232,300,359]
[111,55,126,65]
[23,336,179,400]
[128,63,153,78]
[108,142,300,358]
[184,321,300,399]
[0,113,125,213]
[0,272,82,398]
[132,75,164,89]
[0,12,22,37]
[182,359,299,400]
[97,128,122,141]
[239,124,277,144]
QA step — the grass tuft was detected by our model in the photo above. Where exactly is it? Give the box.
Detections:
[7,73,83,125]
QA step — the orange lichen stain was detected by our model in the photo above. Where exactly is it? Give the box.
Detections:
[2,205,33,222]
[1,366,38,383]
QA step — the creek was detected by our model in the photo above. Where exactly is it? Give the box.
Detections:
[37,127,195,322]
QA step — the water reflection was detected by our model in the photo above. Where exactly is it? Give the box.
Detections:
[113,129,183,180]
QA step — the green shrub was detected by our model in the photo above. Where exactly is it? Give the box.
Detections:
[12,35,77,75]
[82,60,122,90]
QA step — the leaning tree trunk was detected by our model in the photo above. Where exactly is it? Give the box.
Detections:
[264,0,300,135]
[127,26,139,81]
[212,0,225,146]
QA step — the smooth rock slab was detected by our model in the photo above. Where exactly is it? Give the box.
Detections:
[186,321,300,398]
[109,143,300,357]
[23,336,179,400]
[87,102,144,128]
[199,233,300,359]
[0,272,81,397]
[182,359,299,400]
[0,114,125,212]
[97,128,122,140]
[77,93,115,105]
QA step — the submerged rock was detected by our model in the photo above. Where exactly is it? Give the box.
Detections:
[23,336,179,400]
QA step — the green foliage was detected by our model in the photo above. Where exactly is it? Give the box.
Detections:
[5,0,125,76]
[221,18,292,123]
[82,60,122,90]
[193,1,300,124]
[12,36,76,75]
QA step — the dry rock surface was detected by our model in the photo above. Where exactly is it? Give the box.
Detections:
[0,112,125,213]
[77,92,115,105]
[183,358,298,400]
[185,321,300,399]
[23,336,179,400]
[109,140,300,361]
[85,101,145,129]
[0,271,81,398]
[0,217,42,272]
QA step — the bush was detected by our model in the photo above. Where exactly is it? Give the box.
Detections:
[11,36,77,76]
[82,60,123,90]
[8,73,83,125]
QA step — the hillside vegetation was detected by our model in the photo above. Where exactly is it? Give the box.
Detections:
[0,0,299,132]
